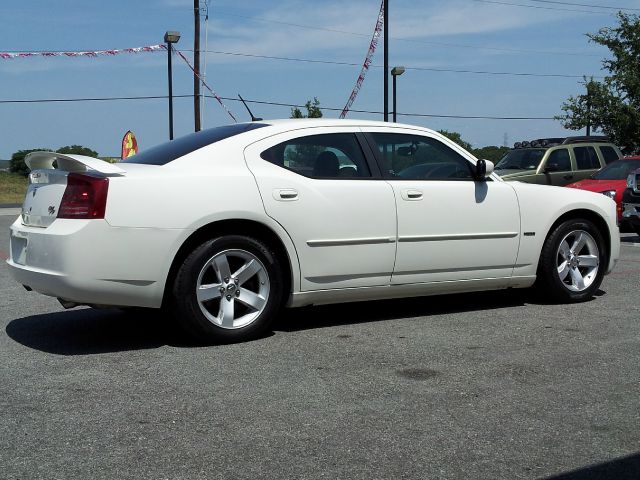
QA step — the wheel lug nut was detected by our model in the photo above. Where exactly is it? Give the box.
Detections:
[234,278,239,285]
[224,277,229,283]
[235,290,240,297]
[219,287,225,293]
[226,295,232,301]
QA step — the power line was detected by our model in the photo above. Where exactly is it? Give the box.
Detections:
[204,49,603,79]
[472,0,616,14]
[0,93,557,120]
[525,0,640,11]
[1,46,603,79]
[0,95,178,103]
[225,96,555,120]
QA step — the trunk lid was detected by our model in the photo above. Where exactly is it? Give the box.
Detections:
[21,152,125,227]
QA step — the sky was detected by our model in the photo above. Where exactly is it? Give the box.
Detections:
[1,0,639,158]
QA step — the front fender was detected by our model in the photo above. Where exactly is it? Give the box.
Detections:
[510,183,619,277]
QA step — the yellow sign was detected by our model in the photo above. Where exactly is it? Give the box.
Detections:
[121,131,138,159]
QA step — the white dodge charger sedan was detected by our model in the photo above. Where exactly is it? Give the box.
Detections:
[7,119,620,342]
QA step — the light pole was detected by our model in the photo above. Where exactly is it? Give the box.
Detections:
[164,31,181,140]
[391,66,405,123]
[383,0,389,121]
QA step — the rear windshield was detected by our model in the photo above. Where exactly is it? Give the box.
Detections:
[121,123,269,165]
[593,159,640,180]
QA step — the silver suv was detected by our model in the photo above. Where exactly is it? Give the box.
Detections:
[495,136,622,186]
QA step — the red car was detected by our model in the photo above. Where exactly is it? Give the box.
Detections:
[566,156,640,224]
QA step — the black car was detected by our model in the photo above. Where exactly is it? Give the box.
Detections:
[621,168,640,235]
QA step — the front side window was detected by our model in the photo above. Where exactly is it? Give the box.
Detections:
[260,133,371,179]
[368,133,473,180]
[546,149,571,171]
[574,146,600,170]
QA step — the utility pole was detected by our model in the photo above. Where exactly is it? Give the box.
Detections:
[383,0,389,122]
[194,0,201,132]
[585,78,592,136]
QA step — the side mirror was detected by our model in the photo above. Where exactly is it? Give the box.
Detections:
[474,159,494,180]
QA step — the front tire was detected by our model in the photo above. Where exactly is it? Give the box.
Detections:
[536,218,606,303]
[171,235,284,343]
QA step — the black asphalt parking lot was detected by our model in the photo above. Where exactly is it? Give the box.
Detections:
[1,211,639,479]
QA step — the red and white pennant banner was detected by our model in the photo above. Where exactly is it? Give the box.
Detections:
[173,48,238,123]
[0,44,165,59]
[339,0,384,119]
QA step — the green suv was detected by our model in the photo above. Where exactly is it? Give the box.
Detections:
[495,136,622,186]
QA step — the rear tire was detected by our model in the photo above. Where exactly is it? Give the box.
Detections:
[536,218,606,303]
[171,235,283,343]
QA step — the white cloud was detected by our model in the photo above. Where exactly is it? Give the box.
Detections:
[201,0,580,66]
[391,0,571,38]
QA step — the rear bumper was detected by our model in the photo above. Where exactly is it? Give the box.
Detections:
[7,217,186,308]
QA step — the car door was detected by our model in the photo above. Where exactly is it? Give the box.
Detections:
[572,145,602,182]
[540,148,575,186]
[244,127,397,291]
[364,128,520,285]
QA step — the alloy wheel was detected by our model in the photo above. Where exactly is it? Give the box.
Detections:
[196,249,270,329]
[556,229,600,292]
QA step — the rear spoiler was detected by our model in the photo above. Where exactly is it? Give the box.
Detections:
[25,151,125,176]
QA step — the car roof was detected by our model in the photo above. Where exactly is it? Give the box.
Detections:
[259,118,438,134]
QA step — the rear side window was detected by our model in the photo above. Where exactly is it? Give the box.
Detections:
[599,146,620,165]
[574,146,600,170]
[122,123,268,165]
[260,133,371,179]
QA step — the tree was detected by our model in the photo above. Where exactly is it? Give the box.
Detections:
[56,145,98,157]
[291,97,323,118]
[557,12,640,153]
[473,145,510,163]
[287,98,324,169]
[9,145,99,176]
[10,149,50,176]
[437,130,473,151]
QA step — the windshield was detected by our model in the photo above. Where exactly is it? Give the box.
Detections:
[495,149,546,170]
[593,159,640,180]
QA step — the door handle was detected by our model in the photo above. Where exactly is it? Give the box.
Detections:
[401,189,423,201]
[274,188,299,201]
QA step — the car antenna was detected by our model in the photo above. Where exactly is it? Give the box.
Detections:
[238,94,262,121]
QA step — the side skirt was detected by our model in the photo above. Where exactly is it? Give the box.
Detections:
[286,275,536,308]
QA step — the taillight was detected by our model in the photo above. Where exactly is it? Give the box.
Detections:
[58,173,109,219]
